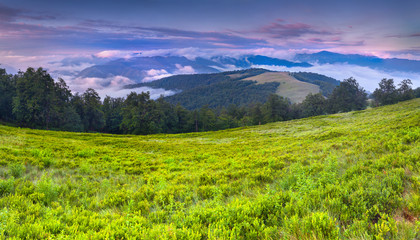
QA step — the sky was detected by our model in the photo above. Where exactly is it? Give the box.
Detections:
[0,0,419,96]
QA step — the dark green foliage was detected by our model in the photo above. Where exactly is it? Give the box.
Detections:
[127,68,269,91]
[82,88,105,132]
[1,67,415,138]
[249,103,264,125]
[8,68,80,130]
[59,106,83,132]
[120,92,160,134]
[173,104,194,133]
[12,68,57,128]
[52,79,83,132]
[0,68,15,121]
[301,93,327,117]
[414,87,420,98]
[398,79,415,101]
[262,94,291,122]
[373,78,399,106]
[134,69,274,110]
[327,77,367,113]
[128,69,340,110]
[165,79,280,110]
[291,72,340,96]
[102,96,124,133]
[373,78,416,106]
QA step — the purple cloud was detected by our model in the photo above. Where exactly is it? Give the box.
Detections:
[387,33,420,38]
[0,4,20,21]
[257,19,337,38]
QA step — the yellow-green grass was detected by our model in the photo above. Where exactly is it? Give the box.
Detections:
[0,99,419,239]
[243,72,321,103]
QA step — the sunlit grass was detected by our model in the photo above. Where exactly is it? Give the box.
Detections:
[0,99,419,239]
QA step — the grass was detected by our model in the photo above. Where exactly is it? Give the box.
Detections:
[243,72,320,103]
[0,99,419,239]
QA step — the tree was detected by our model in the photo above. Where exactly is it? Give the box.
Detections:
[301,93,326,117]
[198,105,217,131]
[262,94,290,123]
[328,77,367,113]
[103,96,124,134]
[173,104,194,133]
[155,97,177,133]
[398,79,415,101]
[82,88,105,132]
[120,92,159,135]
[250,102,264,125]
[12,68,57,128]
[60,106,83,132]
[372,78,398,106]
[414,87,420,98]
[0,68,15,121]
[50,78,80,130]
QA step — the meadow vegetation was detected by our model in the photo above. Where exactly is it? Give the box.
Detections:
[0,98,418,239]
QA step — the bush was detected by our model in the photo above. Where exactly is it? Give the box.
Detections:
[0,177,14,196]
[9,163,25,178]
[36,175,60,205]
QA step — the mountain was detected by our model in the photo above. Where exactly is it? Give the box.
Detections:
[213,55,312,68]
[295,51,420,73]
[125,69,340,109]
[76,56,222,81]
[76,55,313,83]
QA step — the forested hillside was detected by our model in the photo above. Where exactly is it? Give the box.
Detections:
[126,69,340,109]
[1,67,418,135]
[0,99,418,239]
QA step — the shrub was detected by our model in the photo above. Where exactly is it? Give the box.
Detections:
[9,163,25,178]
[0,177,14,196]
[36,175,60,205]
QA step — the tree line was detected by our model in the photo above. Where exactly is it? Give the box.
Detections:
[0,67,418,135]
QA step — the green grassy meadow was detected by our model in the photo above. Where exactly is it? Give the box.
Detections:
[243,72,320,103]
[0,99,419,239]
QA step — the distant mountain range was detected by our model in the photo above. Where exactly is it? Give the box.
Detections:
[295,51,420,73]
[75,51,420,86]
[76,55,313,83]
[125,69,340,109]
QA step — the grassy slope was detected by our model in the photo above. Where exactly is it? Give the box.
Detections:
[243,72,320,103]
[0,99,419,239]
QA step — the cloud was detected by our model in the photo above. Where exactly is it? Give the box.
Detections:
[66,75,176,99]
[70,75,134,91]
[134,47,310,61]
[0,4,20,21]
[142,69,172,82]
[97,86,176,100]
[175,64,195,74]
[388,33,420,38]
[252,63,420,92]
[95,50,140,59]
[257,19,336,39]
[140,65,196,82]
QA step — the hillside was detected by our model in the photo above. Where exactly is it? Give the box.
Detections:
[126,69,339,109]
[0,99,419,239]
[242,72,320,103]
